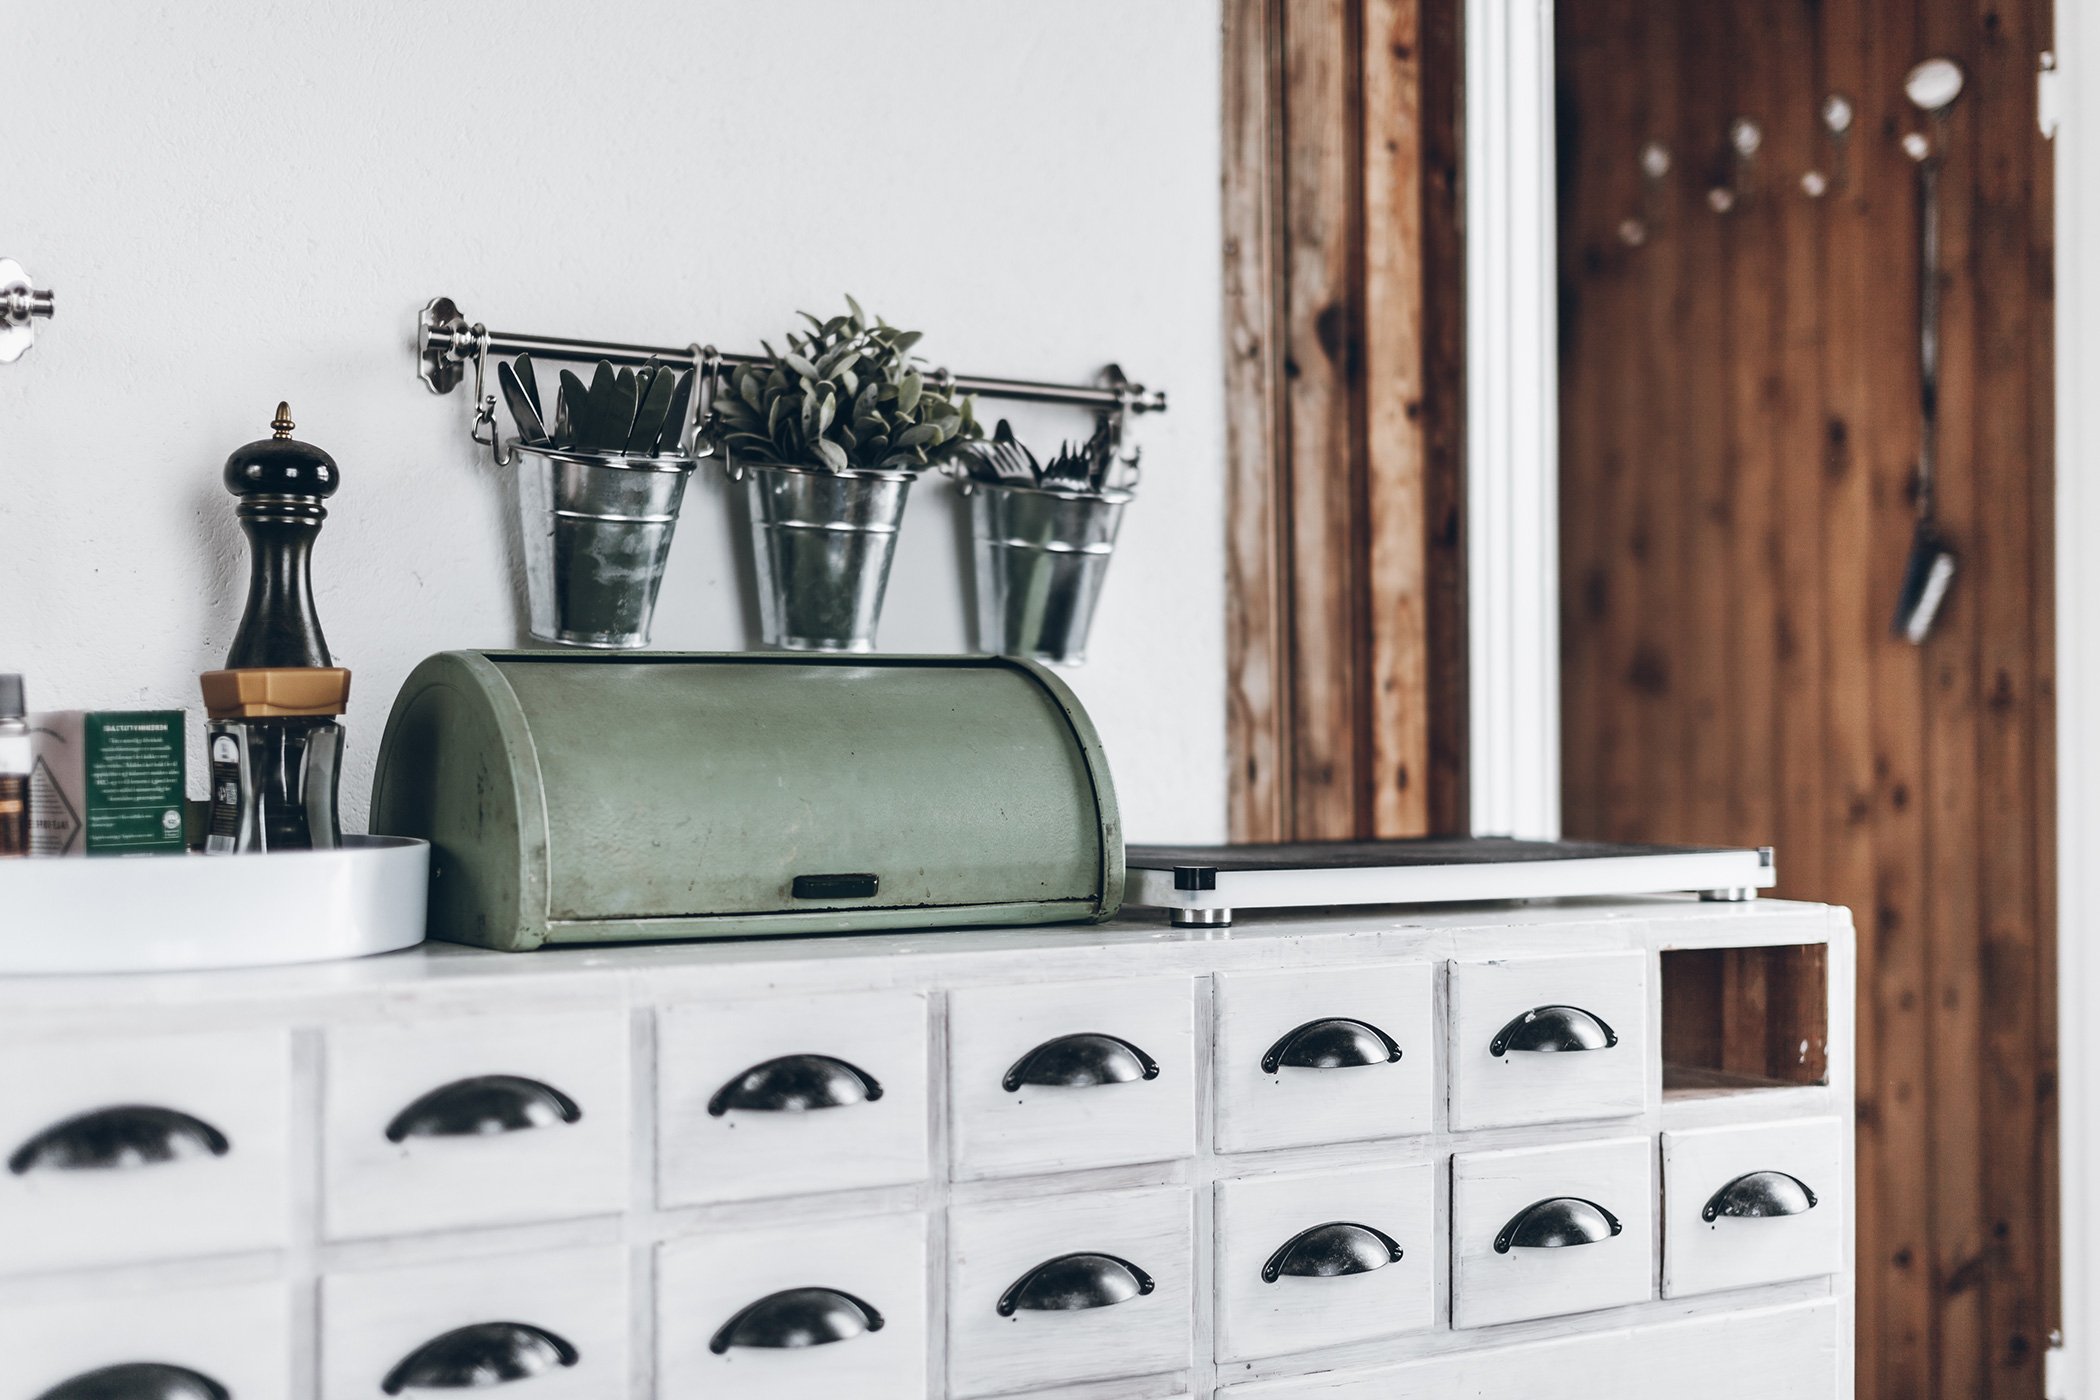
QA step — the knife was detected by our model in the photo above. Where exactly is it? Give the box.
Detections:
[627,365,677,454]
[497,360,546,443]
[598,366,639,453]
[514,352,542,418]
[657,369,697,454]
[557,369,589,449]
[583,361,617,450]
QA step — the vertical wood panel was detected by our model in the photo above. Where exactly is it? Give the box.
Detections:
[1282,0,1367,841]
[1919,0,1987,1388]
[1675,0,1733,848]
[1773,0,1832,946]
[1971,0,2049,1387]
[1813,0,1900,1389]
[2026,1,2061,1360]
[1418,0,1468,838]
[1225,0,1465,845]
[1553,0,1634,843]
[1859,6,1938,1395]
[1224,0,1290,845]
[1556,0,2056,1394]
[1622,0,1685,846]
[1363,0,1431,837]
[1724,0,1782,856]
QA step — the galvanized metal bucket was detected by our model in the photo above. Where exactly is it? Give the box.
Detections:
[740,462,913,652]
[512,442,697,649]
[968,482,1131,666]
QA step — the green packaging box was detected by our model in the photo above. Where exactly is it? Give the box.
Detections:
[28,710,189,856]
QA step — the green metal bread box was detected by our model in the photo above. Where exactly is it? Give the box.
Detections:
[369,651,1123,950]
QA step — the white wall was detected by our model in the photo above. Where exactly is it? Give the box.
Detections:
[0,1,1227,842]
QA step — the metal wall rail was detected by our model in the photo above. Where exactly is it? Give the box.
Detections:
[416,297,1168,415]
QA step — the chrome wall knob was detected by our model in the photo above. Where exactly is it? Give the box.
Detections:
[0,258,54,364]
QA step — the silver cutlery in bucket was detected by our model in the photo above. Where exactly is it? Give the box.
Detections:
[492,353,704,649]
[967,481,1130,666]
[957,418,1136,666]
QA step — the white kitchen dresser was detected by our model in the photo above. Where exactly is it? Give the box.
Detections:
[0,895,1853,1399]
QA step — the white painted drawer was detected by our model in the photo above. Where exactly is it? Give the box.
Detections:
[948,1186,1193,1397]
[0,1029,289,1273]
[320,1244,627,1400]
[1450,1135,1654,1329]
[1447,951,1649,1130]
[0,1280,290,1399]
[322,1009,628,1239]
[658,1212,926,1400]
[1219,1297,1840,1399]
[1215,1161,1434,1361]
[1213,964,1435,1154]
[658,990,929,1205]
[1662,1116,1845,1298]
[948,977,1195,1179]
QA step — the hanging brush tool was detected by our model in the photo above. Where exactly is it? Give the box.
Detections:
[1891,57,1965,645]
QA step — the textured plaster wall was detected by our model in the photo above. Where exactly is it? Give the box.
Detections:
[1,1,1226,841]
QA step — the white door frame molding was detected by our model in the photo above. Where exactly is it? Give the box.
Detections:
[1466,0,1562,839]
[2056,2,2092,1391]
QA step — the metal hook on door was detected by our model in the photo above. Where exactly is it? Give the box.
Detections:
[1890,57,1966,644]
[1802,93,1854,199]
[1619,139,1672,247]
[1707,119,1761,213]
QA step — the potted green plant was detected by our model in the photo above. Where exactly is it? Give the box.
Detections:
[713,298,979,652]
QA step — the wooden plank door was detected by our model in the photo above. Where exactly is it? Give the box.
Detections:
[1556,0,2057,1394]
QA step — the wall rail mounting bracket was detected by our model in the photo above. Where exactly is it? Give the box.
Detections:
[0,259,56,364]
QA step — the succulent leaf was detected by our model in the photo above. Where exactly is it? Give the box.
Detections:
[703,295,982,473]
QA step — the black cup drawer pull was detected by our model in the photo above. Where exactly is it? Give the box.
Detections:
[708,1054,883,1116]
[9,1105,231,1175]
[709,1286,885,1353]
[1494,1196,1624,1253]
[998,1252,1155,1315]
[1003,1033,1159,1092]
[384,1075,582,1143]
[1261,1221,1404,1282]
[1261,1018,1402,1073]
[35,1363,230,1400]
[1703,1169,1819,1222]
[1489,1005,1619,1057]
[380,1321,578,1394]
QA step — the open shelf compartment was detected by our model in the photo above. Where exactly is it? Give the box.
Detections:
[1661,942,1830,1099]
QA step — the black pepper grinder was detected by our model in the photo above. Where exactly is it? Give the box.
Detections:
[200,403,350,853]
